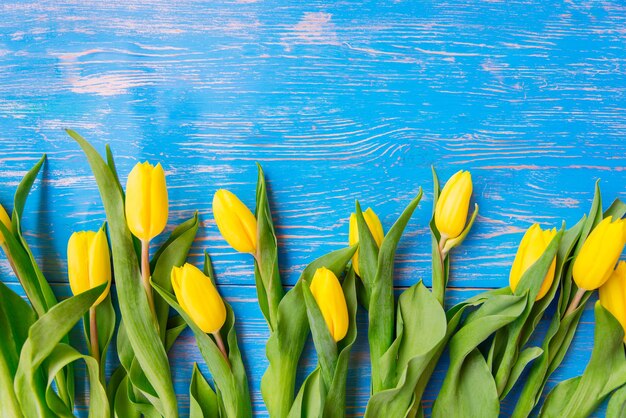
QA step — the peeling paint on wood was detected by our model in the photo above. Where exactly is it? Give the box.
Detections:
[0,0,624,416]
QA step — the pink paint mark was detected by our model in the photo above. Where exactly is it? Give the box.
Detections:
[282,12,339,50]
[67,71,156,96]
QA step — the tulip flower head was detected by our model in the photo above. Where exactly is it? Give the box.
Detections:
[310,267,349,342]
[67,229,111,306]
[435,170,473,240]
[573,216,626,291]
[599,261,626,342]
[125,161,168,241]
[213,189,257,254]
[0,204,11,245]
[171,263,227,334]
[349,208,384,276]
[509,224,557,301]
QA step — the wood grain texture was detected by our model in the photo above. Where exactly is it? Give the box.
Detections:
[0,0,624,416]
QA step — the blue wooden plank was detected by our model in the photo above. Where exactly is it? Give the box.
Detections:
[0,0,624,416]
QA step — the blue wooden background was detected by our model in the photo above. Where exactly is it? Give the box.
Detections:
[1,0,625,416]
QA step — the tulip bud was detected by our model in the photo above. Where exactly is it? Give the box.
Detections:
[0,204,11,245]
[171,263,227,334]
[213,189,257,254]
[125,162,168,241]
[509,224,557,301]
[599,261,626,341]
[67,229,111,306]
[349,208,384,276]
[573,216,626,291]
[310,267,349,342]
[434,170,473,239]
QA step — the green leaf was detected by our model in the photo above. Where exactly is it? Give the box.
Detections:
[43,343,109,418]
[152,280,252,418]
[14,284,105,417]
[12,155,59,316]
[302,282,338,388]
[369,189,423,392]
[604,198,626,220]
[0,281,35,417]
[190,364,219,418]
[107,366,126,412]
[262,245,356,418]
[429,167,448,307]
[165,315,188,352]
[254,164,284,331]
[354,200,380,305]
[500,346,543,398]
[432,293,527,418]
[365,282,447,417]
[540,303,626,418]
[113,376,142,418]
[607,384,626,418]
[69,129,179,417]
[287,368,323,418]
[105,144,124,197]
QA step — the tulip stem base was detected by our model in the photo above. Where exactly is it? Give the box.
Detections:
[212,332,230,367]
[141,239,159,331]
[89,307,100,367]
[565,288,586,317]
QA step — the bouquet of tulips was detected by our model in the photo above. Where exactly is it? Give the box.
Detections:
[0,130,625,418]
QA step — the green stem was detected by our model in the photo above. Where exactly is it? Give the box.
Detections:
[565,288,586,317]
[89,307,100,377]
[141,239,158,329]
[212,331,230,367]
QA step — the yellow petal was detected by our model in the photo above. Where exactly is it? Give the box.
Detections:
[177,263,226,334]
[0,204,11,245]
[363,208,384,247]
[88,228,112,305]
[149,163,168,239]
[310,267,349,342]
[213,189,257,254]
[125,162,168,241]
[509,224,557,301]
[599,261,626,342]
[68,229,112,306]
[349,213,360,276]
[573,217,626,290]
[171,266,189,314]
[68,231,93,297]
[434,170,473,239]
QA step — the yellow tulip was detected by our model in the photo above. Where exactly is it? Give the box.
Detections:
[213,189,257,254]
[67,229,111,306]
[509,224,557,301]
[573,216,626,291]
[0,204,11,245]
[171,263,227,334]
[125,161,168,241]
[310,267,349,342]
[599,261,626,341]
[349,208,384,276]
[434,170,473,239]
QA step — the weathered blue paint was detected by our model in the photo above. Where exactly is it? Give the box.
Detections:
[0,0,624,416]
